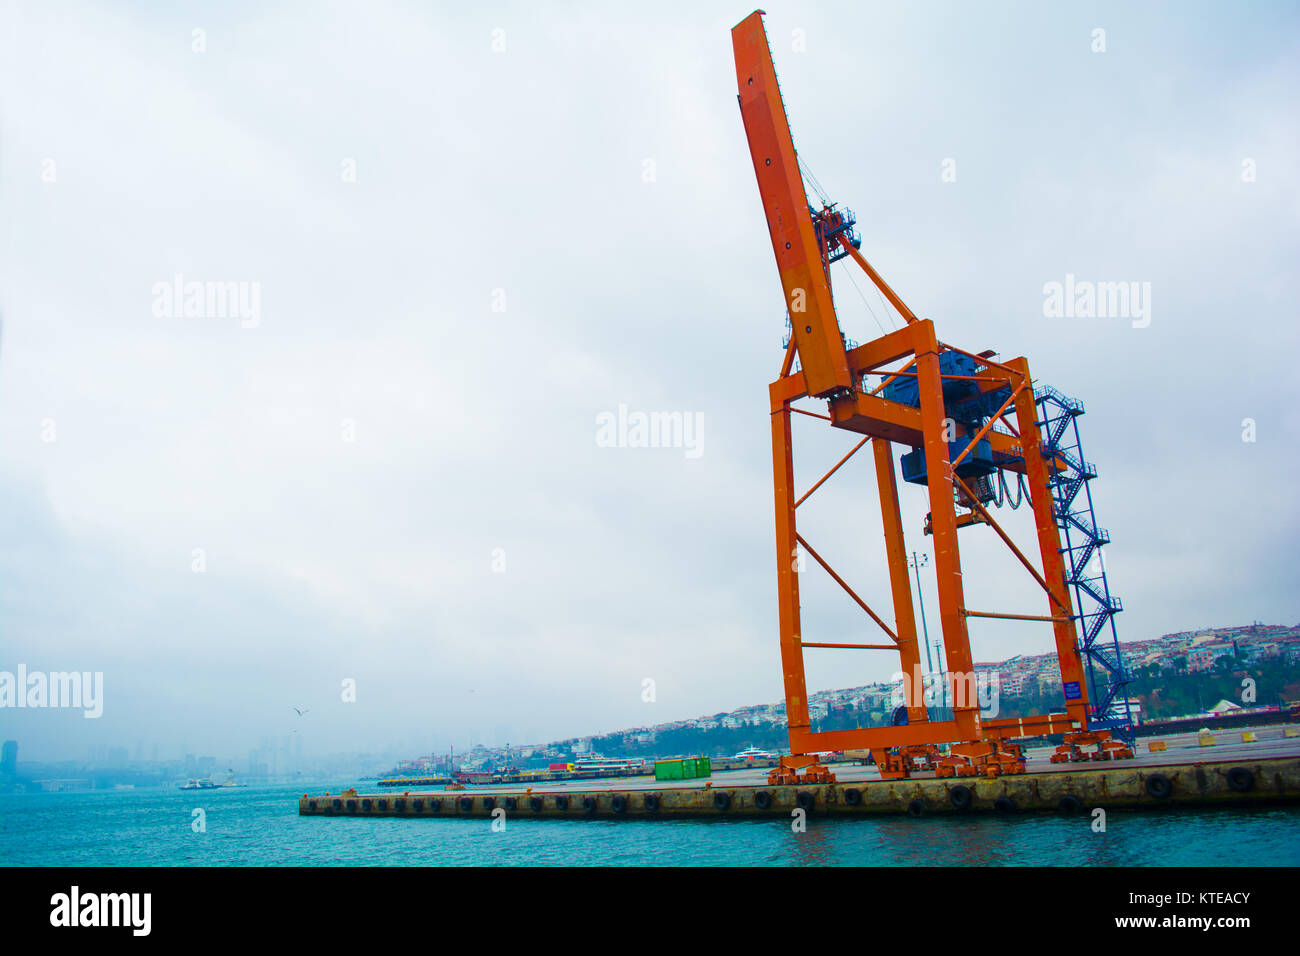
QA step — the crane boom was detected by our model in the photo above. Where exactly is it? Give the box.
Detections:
[732,10,852,398]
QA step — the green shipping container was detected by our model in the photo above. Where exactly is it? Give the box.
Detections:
[676,757,710,779]
[655,759,684,781]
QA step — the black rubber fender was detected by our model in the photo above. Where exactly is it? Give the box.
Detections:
[843,787,862,806]
[429,798,441,812]
[993,796,1018,814]
[713,791,731,811]
[754,790,773,810]
[554,795,568,810]
[346,800,357,812]
[482,797,496,811]
[906,798,925,817]
[529,796,544,812]
[582,796,598,814]
[643,793,661,812]
[612,794,628,813]
[459,796,473,812]
[796,791,815,812]
[362,799,372,811]
[1057,794,1082,815]
[412,799,424,811]
[332,799,342,811]
[1226,767,1255,793]
[392,799,404,812]
[308,800,317,811]
[1145,773,1173,800]
[376,799,387,811]
[948,785,973,811]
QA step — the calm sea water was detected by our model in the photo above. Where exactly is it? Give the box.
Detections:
[3,781,1298,866]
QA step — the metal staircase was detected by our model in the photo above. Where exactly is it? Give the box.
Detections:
[1037,385,1133,740]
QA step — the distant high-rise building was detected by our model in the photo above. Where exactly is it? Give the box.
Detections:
[1,740,17,776]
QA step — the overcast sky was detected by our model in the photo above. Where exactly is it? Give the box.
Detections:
[1,1,1297,763]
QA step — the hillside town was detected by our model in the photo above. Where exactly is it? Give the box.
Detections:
[388,623,1300,775]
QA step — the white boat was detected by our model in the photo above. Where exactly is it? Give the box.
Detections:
[733,747,779,760]
[572,756,645,773]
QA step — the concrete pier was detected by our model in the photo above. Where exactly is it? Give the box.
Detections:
[300,756,1300,819]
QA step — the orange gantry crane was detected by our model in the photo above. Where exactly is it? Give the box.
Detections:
[731,10,1133,783]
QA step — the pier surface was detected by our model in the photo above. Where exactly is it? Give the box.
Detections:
[301,726,1300,819]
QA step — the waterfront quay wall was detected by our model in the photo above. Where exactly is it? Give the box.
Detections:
[302,756,1300,819]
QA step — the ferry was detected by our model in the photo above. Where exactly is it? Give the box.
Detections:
[733,747,779,760]
[573,756,645,773]
[180,771,246,790]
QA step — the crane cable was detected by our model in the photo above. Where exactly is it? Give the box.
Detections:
[995,469,1026,510]
[797,155,831,208]
[839,260,890,337]
[801,154,907,343]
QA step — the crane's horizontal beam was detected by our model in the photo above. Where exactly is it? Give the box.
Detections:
[827,390,1042,475]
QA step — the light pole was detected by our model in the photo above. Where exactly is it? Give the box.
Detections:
[908,551,945,709]
[908,551,933,674]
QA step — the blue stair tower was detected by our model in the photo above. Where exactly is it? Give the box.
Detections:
[1036,385,1133,741]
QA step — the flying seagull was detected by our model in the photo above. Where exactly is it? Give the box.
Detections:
[293,707,310,717]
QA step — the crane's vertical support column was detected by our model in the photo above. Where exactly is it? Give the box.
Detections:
[770,391,812,753]
[1006,357,1089,727]
[872,437,927,723]
[914,321,979,739]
